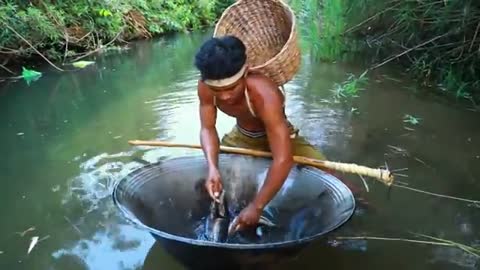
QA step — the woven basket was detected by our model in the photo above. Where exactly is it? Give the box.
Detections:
[213,0,301,87]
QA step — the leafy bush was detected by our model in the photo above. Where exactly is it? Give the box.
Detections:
[289,0,480,102]
[0,0,233,65]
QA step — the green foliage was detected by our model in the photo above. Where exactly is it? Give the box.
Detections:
[318,0,346,60]
[290,0,479,102]
[289,0,323,59]
[290,0,352,60]
[0,0,231,64]
[340,0,480,102]
[289,1,311,41]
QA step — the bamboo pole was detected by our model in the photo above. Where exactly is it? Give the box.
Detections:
[128,140,395,186]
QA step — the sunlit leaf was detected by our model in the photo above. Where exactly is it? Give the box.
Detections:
[72,61,95,69]
[21,67,42,85]
[27,236,39,254]
[403,114,421,125]
[99,9,112,17]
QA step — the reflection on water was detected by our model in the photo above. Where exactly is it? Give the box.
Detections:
[63,151,143,214]
[52,224,153,270]
[0,30,479,270]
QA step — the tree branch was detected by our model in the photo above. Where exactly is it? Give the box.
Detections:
[370,32,450,70]
[0,19,64,72]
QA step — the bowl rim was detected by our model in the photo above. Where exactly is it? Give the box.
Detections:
[112,154,356,250]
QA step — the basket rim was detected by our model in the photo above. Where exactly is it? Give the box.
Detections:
[213,0,298,73]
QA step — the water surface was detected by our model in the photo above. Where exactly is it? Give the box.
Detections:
[0,30,479,270]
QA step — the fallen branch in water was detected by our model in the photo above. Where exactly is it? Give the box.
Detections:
[0,63,15,75]
[128,140,395,186]
[15,227,35,237]
[413,233,480,257]
[392,183,480,204]
[70,29,123,63]
[357,174,370,192]
[335,236,452,246]
[335,234,480,258]
[64,216,82,235]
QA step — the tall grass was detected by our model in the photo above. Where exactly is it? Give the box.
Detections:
[342,0,480,101]
[317,0,346,60]
[290,0,347,60]
[291,0,480,102]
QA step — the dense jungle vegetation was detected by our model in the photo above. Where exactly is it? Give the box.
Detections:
[0,0,234,72]
[1,0,479,103]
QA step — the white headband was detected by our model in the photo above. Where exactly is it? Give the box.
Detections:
[204,64,247,88]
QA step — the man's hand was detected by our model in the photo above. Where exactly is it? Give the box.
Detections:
[198,80,222,202]
[228,203,263,235]
[205,168,223,202]
[231,75,293,228]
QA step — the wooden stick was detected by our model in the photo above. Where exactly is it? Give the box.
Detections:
[128,140,395,186]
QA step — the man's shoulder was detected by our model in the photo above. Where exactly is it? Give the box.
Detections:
[245,73,280,96]
[246,72,273,85]
[197,80,214,104]
[245,73,283,108]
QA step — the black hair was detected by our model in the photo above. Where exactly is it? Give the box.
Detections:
[194,35,247,81]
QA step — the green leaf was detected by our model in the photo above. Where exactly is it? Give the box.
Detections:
[22,67,41,79]
[72,61,95,68]
[99,9,112,17]
[21,67,42,85]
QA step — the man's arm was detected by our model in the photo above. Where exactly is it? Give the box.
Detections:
[198,81,223,201]
[198,81,220,171]
[248,78,294,211]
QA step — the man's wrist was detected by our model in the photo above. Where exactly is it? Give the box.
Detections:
[251,198,265,213]
[208,164,219,173]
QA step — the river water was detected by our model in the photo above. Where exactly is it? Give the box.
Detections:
[0,30,479,270]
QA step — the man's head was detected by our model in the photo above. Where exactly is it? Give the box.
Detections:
[194,36,248,104]
[194,35,247,81]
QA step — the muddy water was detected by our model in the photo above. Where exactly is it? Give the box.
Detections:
[0,30,479,270]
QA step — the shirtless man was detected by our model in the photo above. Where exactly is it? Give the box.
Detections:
[194,35,327,234]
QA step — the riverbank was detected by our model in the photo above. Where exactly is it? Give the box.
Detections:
[316,0,480,103]
[2,0,479,106]
[0,0,233,77]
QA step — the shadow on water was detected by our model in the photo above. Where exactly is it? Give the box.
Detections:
[0,29,479,270]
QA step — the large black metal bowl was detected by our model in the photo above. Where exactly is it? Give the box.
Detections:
[113,154,355,269]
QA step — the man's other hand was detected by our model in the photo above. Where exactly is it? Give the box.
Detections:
[228,203,262,235]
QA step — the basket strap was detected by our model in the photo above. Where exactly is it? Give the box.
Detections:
[213,84,286,119]
[244,88,257,117]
